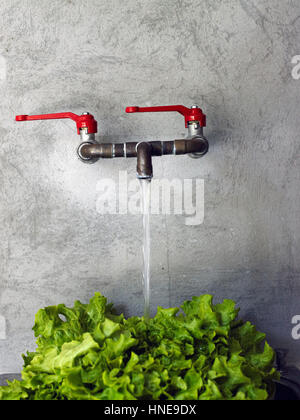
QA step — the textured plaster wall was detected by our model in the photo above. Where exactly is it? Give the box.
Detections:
[0,0,299,373]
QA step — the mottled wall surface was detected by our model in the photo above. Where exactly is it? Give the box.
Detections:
[0,0,299,373]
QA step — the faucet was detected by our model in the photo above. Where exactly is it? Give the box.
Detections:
[15,105,209,179]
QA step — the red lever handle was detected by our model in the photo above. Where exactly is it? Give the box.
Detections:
[16,112,98,134]
[126,105,206,128]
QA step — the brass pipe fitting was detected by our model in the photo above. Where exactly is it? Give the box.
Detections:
[78,138,209,178]
[136,142,153,179]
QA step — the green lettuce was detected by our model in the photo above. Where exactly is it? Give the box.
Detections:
[0,293,279,400]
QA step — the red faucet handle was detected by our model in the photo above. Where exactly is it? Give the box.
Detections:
[126,105,206,128]
[15,112,98,135]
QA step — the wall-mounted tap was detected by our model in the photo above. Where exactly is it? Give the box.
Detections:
[126,104,207,159]
[16,112,98,138]
[16,111,100,164]
[15,105,209,179]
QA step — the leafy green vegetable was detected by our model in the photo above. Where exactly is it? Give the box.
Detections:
[0,293,279,400]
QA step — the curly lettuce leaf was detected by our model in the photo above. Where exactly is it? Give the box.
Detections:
[0,293,279,401]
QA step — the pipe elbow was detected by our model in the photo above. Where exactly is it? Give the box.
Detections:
[188,136,209,158]
[136,142,153,180]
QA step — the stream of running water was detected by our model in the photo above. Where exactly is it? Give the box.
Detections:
[140,179,151,319]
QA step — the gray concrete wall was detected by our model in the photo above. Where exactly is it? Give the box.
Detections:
[0,0,299,373]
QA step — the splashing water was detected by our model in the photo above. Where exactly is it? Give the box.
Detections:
[140,179,151,319]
